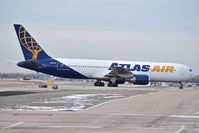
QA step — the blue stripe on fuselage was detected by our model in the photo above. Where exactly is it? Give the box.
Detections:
[17,59,88,79]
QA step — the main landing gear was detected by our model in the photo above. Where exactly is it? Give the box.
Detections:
[179,82,183,90]
[94,81,118,87]
[108,82,118,87]
[94,81,105,87]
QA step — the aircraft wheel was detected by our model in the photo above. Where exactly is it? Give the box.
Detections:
[94,81,105,87]
[100,82,105,86]
[113,83,118,87]
[108,82,113,87]
[179,86,183,89]
[94,82,98,86]
[108,82,118,87]
[179,82,184,90]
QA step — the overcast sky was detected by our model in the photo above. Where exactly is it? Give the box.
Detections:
[0,0,198,73]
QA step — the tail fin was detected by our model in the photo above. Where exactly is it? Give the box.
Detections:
[14,24,51,60]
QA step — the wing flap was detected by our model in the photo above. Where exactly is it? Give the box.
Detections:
[105,66,133,78]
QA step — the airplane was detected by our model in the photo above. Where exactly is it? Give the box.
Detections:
[13,24,197,89]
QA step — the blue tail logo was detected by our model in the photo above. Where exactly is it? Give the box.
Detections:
[14,24,51,60]
[18,25,42,60]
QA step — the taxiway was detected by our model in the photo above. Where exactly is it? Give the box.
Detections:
[0,80,199,133]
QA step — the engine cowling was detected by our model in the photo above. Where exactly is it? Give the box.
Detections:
[133,75,149,85]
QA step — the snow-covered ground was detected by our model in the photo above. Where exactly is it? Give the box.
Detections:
[8,94,125,111]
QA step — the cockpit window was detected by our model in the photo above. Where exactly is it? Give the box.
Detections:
[189,68,192,72]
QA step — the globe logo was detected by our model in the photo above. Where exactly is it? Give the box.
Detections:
[18,26,42,60]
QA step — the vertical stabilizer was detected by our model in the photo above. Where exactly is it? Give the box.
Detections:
[14,24,51,60]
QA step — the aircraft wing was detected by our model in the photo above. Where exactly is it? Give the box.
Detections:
[105,66,134,79]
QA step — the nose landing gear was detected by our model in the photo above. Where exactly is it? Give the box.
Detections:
[179,82,183,90]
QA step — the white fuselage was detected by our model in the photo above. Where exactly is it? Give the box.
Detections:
[55,58,195,82]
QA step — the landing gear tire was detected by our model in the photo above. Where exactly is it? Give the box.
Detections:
[179,82,183,90]
[113,83,118,87]
[108,82,118,87]
[179,86,183,89]
[94,81,105,87]
[100,82,105,86]
[108,82,112,87]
